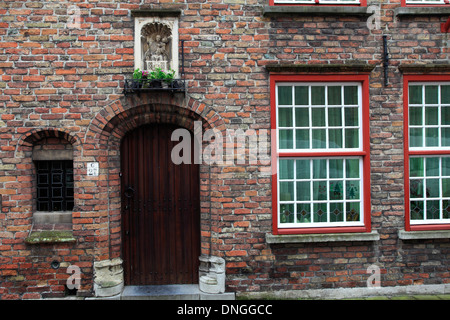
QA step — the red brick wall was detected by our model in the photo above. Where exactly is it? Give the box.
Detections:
[0,1,450,299]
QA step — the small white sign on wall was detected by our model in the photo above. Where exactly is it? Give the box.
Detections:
[87,162,99,177]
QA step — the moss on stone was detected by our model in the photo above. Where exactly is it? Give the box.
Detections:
[25,230,76,244]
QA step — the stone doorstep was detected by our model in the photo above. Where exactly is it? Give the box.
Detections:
[117,285,235,301]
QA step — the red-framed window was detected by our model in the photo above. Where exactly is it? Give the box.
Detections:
[402,0,450,6]
[270,0,366,6]
[270,74,371,235]
[404,75,450,231]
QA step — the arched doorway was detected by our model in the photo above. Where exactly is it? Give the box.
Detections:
[120,123,200,285]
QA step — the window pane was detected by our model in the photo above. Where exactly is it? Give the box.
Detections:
[346,159,360,178]
[311,108,325,127]
[425,128,439,147]
[297,204,311,223]
[443,157,450,176]
[346,181,360,200]
[280,182,294,201]
[279,129,293,149]
[279,108,293,127]
[444,200,450,219]
[442,107,450,125]
[426,157,439,176]
[344,86,358,105]
[344,107,358,127]
[311,86,325,105]
[329,159,343,178]
[425,85,438,105]
[278,86,292,105]
[279,159,294,179]
[327,86,342,105]
[425,107,438,125]
[409,85,423,105]
[410,157,424,177]
[330,202,344,222]
[345,128,359,149]
[297,181,310,201]
[312,129,326,149]
[442,85,450,104]
[313,203,327,222]
[295,108,309,127]
[296,159,310,179]
[313,181,327,200]
[409,128,423,147]
[426,200,440,219]
[296,129,310,149]
[443,178,450,197]
[280,204,294,224]
[330,180,343,200]
[410,179,424,198]
[409,107,422,126]
[442,128,450,147]
[313,159,327,179]
[295,86,309,105]
[410,200,424,220]
[328,107,342,126]
[426,179,439,198]
[346,202,360,221]
[329,129,343,149]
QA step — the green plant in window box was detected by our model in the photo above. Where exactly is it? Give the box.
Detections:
[132,68,143,88]
[148,67,176,88]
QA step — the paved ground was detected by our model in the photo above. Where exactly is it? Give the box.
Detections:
[342,294,450,300]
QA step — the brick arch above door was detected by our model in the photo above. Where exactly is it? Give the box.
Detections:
[84,92,227,262]
[84,92,226,146]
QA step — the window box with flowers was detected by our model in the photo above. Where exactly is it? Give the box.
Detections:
[124,67,185,94]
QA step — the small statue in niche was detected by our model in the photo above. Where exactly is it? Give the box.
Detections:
[142,32,171,71]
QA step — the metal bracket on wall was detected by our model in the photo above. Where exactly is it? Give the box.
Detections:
[383,35,389,87]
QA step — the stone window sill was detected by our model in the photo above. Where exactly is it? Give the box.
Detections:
[25,230,76,244]
[266,231,380,244]
[398,229,450,240]
[262,5,371,17]
[395,7,450,17]
[265,63,375,74]
[398,63,450,74]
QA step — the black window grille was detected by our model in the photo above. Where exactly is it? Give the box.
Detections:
[35,160,74,212]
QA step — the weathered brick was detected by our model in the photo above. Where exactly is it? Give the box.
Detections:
[0,0,449,300]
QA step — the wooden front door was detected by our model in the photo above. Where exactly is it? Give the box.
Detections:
[121,124,200,285]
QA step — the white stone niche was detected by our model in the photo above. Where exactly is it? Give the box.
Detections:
[134,16,179,74]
